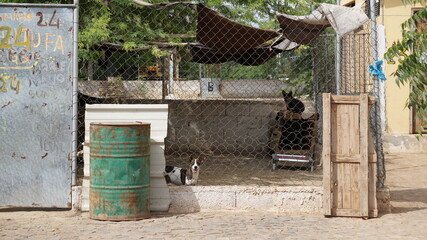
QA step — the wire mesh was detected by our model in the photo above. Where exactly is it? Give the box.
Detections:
[76,0,384,187]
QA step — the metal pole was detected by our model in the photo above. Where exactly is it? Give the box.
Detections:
[369,0,385,188]
[335,0,341,95]
[370,0,379,62]
[166,54,175,99]
[72,0,79,187]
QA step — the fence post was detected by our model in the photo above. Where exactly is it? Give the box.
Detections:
[335,0,341,95]
[369,0,385,188]
[72,0,79,187]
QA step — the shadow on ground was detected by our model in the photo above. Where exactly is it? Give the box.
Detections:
[390,188,427,213]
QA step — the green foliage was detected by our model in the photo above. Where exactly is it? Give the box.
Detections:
[4,0,334,88]
[384,5,427,133]
[283,46,314,97]
[0,0,72,3]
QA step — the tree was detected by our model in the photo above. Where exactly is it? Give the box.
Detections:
[384,0,427,134]
[2,0,334,85]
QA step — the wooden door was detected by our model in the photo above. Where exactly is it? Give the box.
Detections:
[323,94,378,218]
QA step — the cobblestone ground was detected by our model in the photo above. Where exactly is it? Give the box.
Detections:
[1,153,426,240]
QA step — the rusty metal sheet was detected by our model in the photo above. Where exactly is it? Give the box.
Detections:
[0,5,74,208]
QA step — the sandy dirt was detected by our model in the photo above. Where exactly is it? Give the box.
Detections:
[0,153,426,239]
[166,154,322,187]
[385,153,427,213]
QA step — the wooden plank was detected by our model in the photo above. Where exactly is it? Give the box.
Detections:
[332,208,362,217]
[359,94,369,218]
[351,163,360,211]
[331,95,376,105]
[331,104,338,156]
[322,93,332,216]
[368,129,377,163]
[339,104,348,155]
[342,164,352,209]
[331,154,377,163]
[337,163,344,209]
[349,104,360,155]
[369,162,378,218]
[332,154,360,163]
[332,162,338,210]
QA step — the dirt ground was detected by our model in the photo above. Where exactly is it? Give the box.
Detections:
[385,153,427,213]
[0,153,426,239]
[166,154,322,187]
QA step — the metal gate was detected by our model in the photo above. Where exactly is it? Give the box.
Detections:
[0,3,77,208]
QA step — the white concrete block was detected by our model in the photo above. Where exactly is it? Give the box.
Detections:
[71,186,82,211]
[168,186,322,214]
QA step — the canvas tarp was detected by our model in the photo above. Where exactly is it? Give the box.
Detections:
[196,4,280,54]
[133,1,368,65]
[190,38,298,66]
[273,3,369,44]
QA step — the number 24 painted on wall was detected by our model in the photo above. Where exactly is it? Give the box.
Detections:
[0,10,60,50]
[0,25,30,50]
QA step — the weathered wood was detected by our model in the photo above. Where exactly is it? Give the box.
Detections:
[351,163,360,212]
[331,159,338,210]
[331,154,377,163]
[369,162,378,218]
[322,93,332,216]
[323,93,377,218]
[342,163,352,209]
[332,208,362,216]
[330,95,376,105]
[359,94,369,218]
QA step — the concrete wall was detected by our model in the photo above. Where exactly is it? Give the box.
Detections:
[168,186,323,214]
[79,79,289,100]
[165,100,316,155]
[383,134,427,153]
[73,184,391,214]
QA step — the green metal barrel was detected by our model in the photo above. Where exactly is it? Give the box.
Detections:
[89,122,150,221]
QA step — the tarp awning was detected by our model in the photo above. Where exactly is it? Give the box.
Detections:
[190,38,298,66]
[273,3,369,44]
[196,4,280,54]
[132,1,369,65]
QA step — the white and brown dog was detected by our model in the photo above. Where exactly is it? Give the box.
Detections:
[164,155,205,186]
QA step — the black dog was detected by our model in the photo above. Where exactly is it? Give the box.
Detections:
[282,90,305,114]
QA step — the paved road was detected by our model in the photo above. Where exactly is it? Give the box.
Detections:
[0,209,426,240]
[1,153,426,239]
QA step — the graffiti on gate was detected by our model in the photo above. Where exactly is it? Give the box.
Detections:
[0,8,70,95]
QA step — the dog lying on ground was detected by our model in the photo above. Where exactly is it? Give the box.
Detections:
[164,155,205,186]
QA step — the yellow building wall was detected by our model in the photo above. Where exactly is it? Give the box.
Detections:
[340,0,425,133]
[382,0,425,134]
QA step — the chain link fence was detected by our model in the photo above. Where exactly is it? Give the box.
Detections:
[76,0,384,187]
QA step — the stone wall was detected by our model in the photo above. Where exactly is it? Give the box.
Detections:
[165,100,315,155]
[78,79,289,99]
